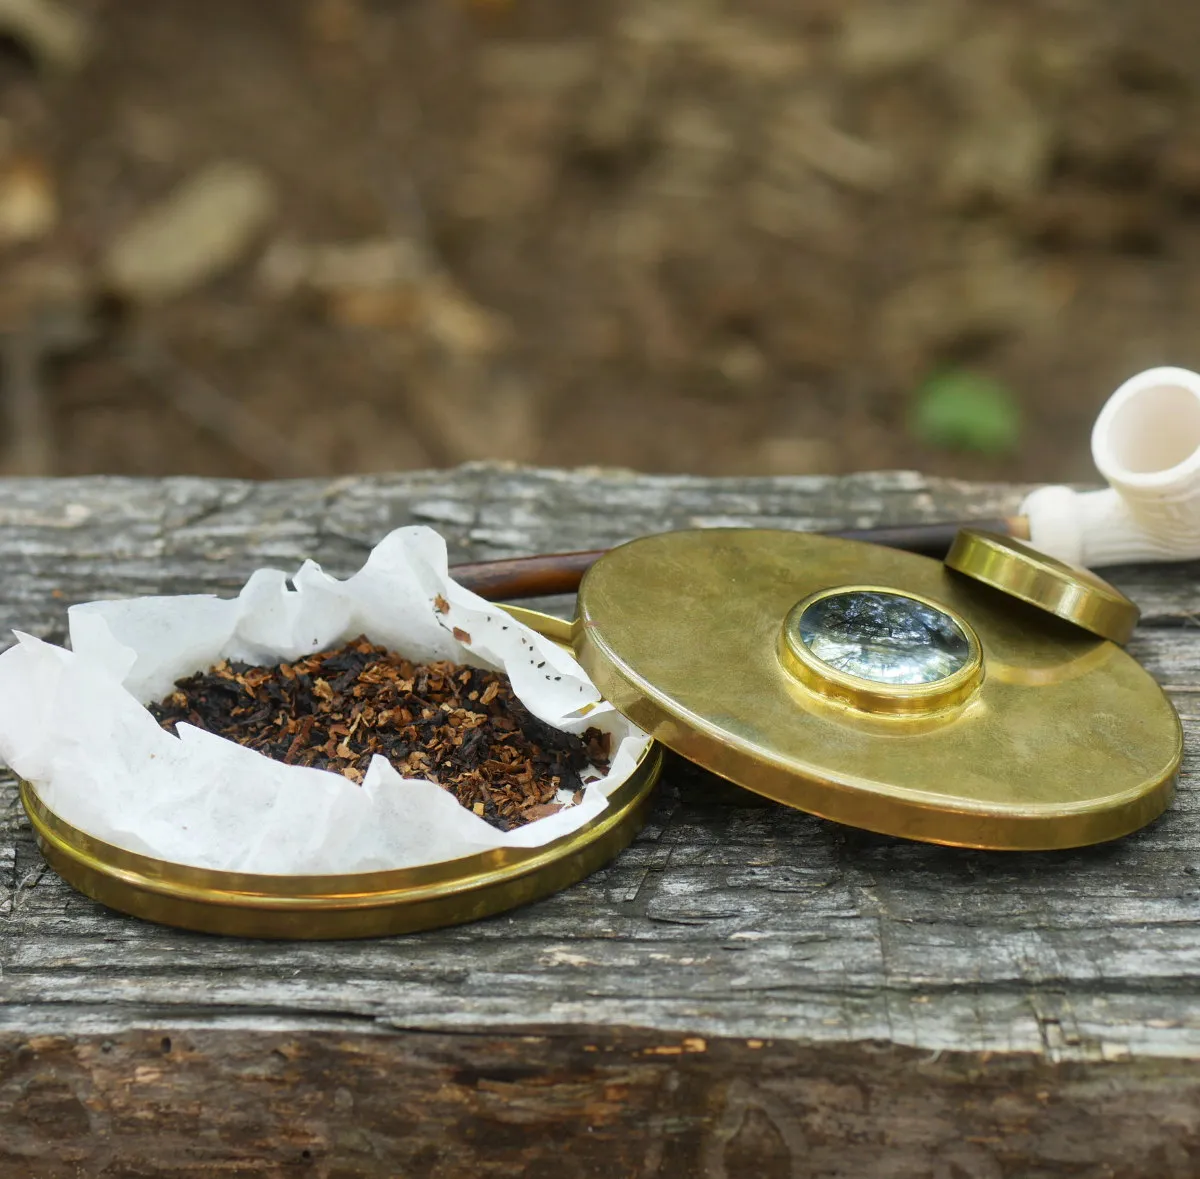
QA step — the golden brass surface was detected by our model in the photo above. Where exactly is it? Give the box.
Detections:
[20,608,662,939]
[777,586,984,717]
[501,604,573,645]
[945,529,1140,644]
[574,529,1181,850]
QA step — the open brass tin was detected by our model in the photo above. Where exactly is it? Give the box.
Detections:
[18,528,1183,937]
[574,529,1181,850]
[20,606,662,939]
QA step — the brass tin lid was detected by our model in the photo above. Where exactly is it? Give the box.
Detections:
[945,529,1140,644]
[20,606,662,939]
[573,529,1180,851]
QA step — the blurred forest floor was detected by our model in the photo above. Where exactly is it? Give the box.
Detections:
[0,0,1198,481]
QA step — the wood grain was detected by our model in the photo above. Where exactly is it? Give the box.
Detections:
[3,1025,1200,1178]
[0,466,1197,1173]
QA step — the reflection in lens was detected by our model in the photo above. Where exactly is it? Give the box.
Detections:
[798,590,970,685]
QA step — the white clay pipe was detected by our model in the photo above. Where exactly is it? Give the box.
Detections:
[1022,366,1200,567]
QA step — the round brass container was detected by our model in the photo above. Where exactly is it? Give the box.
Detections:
[574,529,1181,850]
[945,529,1140,644]
[20,607,661,939]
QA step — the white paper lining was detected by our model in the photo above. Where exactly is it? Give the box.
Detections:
[0,527,650,874]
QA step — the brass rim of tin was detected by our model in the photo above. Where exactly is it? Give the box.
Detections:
[574,529,1181,851]
[945,529,1140,645]
[20,605,661,940]
[777,585,984,716]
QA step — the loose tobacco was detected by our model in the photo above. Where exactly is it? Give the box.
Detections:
[149,635,611,831]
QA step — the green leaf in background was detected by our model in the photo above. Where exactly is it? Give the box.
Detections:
[908,370,1022,456]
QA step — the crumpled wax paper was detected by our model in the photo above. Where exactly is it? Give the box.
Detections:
[0,526,651,874]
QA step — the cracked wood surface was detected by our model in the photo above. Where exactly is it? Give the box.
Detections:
[0,467,1198,1176]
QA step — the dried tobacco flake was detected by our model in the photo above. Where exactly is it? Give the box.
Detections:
[149,635,611,832]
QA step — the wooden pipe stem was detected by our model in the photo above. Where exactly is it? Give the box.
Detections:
[449,516,1029,602]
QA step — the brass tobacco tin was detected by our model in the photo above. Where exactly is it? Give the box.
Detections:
[573,529,1181,851]
[20,606,663,939]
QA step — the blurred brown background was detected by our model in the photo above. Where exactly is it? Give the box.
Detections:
[0,0,1197,482]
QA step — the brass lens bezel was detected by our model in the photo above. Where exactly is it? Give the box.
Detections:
[778,584,984,716]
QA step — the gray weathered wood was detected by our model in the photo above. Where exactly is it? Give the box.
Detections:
[1,466,1199,1176]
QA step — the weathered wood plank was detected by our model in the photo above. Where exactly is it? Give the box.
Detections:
[3,1025,1200,1179]
[1,467,1199,1171]
[0,469,1031,646]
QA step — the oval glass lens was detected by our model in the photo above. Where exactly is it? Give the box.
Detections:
[798,590,971,685]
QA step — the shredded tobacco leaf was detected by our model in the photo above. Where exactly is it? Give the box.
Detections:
[148,635,611,831]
